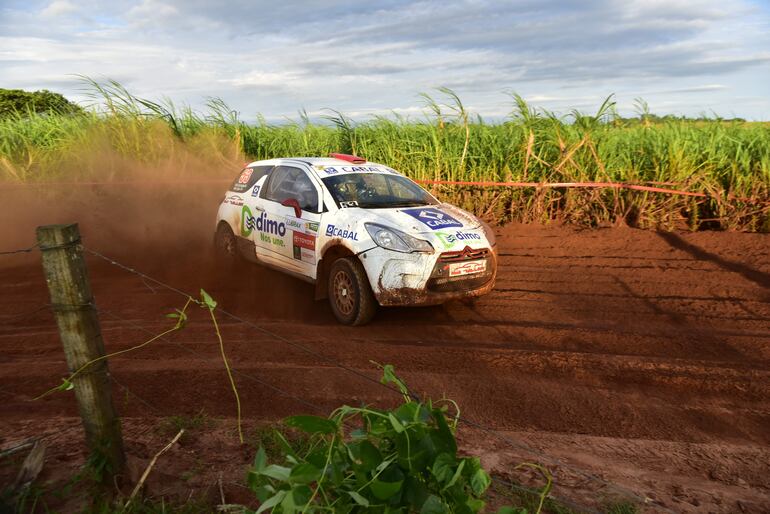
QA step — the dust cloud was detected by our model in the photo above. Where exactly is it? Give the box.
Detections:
[0,145,240,267]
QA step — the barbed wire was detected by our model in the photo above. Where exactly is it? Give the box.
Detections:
[82,247,666,512]
[98,307,597,513]
[0,243,39,256]
[98,308,331,418]
[85,247,419,402]
[0,304,52,321]
[109,373,164,416]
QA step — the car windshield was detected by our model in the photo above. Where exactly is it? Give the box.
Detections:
[323,173,438,209]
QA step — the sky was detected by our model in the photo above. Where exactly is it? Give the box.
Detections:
[1,0,769,122]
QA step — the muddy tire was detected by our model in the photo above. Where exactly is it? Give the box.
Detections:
[328,257,377,326]
[214,222,239,263]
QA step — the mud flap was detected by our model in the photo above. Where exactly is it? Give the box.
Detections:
[236,237,258,263]
[314,258,328,300]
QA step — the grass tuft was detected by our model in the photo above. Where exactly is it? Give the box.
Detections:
[1,78,768,231]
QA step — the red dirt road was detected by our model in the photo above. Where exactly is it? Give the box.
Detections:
[1,185,769,513]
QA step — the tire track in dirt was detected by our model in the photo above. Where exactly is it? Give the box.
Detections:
[2,218,769,512]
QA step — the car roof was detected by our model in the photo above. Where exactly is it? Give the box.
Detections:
[244,157,398,180]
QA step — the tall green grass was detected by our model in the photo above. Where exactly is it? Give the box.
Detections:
[1,81,768,231]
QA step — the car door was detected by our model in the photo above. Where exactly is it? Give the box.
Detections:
[234,165,273,261]
[254,165,323,278]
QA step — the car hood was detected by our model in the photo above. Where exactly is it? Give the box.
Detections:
[360,203,482,235]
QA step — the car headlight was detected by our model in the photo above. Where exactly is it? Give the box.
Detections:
[365,223,434,253]
[480,220,496,247]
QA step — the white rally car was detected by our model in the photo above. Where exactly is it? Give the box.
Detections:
[214,154,497,325]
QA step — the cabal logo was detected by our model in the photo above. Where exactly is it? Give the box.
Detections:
[325,224,359,241]
[401,208,463,230]
[324,166,390,174]
[241,206,286,237]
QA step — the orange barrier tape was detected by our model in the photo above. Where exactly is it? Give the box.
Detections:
[416,179,768,204]
[0,178,764,204]
[415,179,708,198]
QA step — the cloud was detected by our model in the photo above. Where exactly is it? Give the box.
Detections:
[40,0,78,17]
[1,0,769,120]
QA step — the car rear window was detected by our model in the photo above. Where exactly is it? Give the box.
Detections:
[230,165,273,193]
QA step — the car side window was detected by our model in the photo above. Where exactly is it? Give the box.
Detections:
[262,166,319,213]
[230,166,273,193]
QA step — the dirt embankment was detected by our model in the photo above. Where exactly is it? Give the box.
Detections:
[1,181,769,513]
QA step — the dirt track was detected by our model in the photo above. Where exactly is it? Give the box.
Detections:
[1,184,769,513]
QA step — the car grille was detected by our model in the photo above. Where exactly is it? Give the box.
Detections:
[427,246,495,293]
[437,247,490,262]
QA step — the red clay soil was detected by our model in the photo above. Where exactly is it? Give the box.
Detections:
[1,184,769,513]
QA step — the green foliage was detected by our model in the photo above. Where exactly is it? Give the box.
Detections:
[160,410,214,435]
[602,501,640,514]
[246,367,535,514]
[0,78,767,230]
[0,88,83,118]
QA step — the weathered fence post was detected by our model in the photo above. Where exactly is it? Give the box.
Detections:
[36,223,125,481]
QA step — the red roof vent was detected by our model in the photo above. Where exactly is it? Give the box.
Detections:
[330,153,366,164]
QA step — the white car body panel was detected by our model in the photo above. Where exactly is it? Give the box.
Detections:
[215,157,497,306]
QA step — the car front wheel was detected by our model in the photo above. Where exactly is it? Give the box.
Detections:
[214,222,239,263]
[328,257,377,326]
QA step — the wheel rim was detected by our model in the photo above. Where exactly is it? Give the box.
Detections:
[332,270,355,316]
[223,234,236,255]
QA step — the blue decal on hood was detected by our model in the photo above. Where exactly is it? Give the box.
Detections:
[401,208,463,230]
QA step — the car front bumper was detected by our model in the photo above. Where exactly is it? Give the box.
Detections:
[359,245,497,306]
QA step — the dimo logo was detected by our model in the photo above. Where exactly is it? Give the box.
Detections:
[435,230,482,249]
[241,206,286,237]
[241,205,254,236]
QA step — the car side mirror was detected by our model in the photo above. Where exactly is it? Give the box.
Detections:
[281,198,302,218]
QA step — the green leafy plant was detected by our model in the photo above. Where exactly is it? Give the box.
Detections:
[247,367,528,514]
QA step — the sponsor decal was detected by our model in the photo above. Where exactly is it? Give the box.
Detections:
[241,205,253,236]
[232,168,254,192]
[238,168,253,184]
[325,224,359,241]
[292,231,316,262]
[448,260,486,277]
[241,206,286,240]
[293,231,315,250]
[260,231,285,247]
[224,194,243,206]
[435,230,482,249]
[401,208,463,230]
[340,200,359,208]
[300,248,315,264]
[285,218,304,230]
[323,166,392,175]
[251,184,260,197]
[305,221,319,233]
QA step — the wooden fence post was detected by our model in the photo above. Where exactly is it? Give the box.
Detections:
[36,223,125,481]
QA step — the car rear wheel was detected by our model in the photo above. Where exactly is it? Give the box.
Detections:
[214,222,239,263]
[328,257,377,326]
